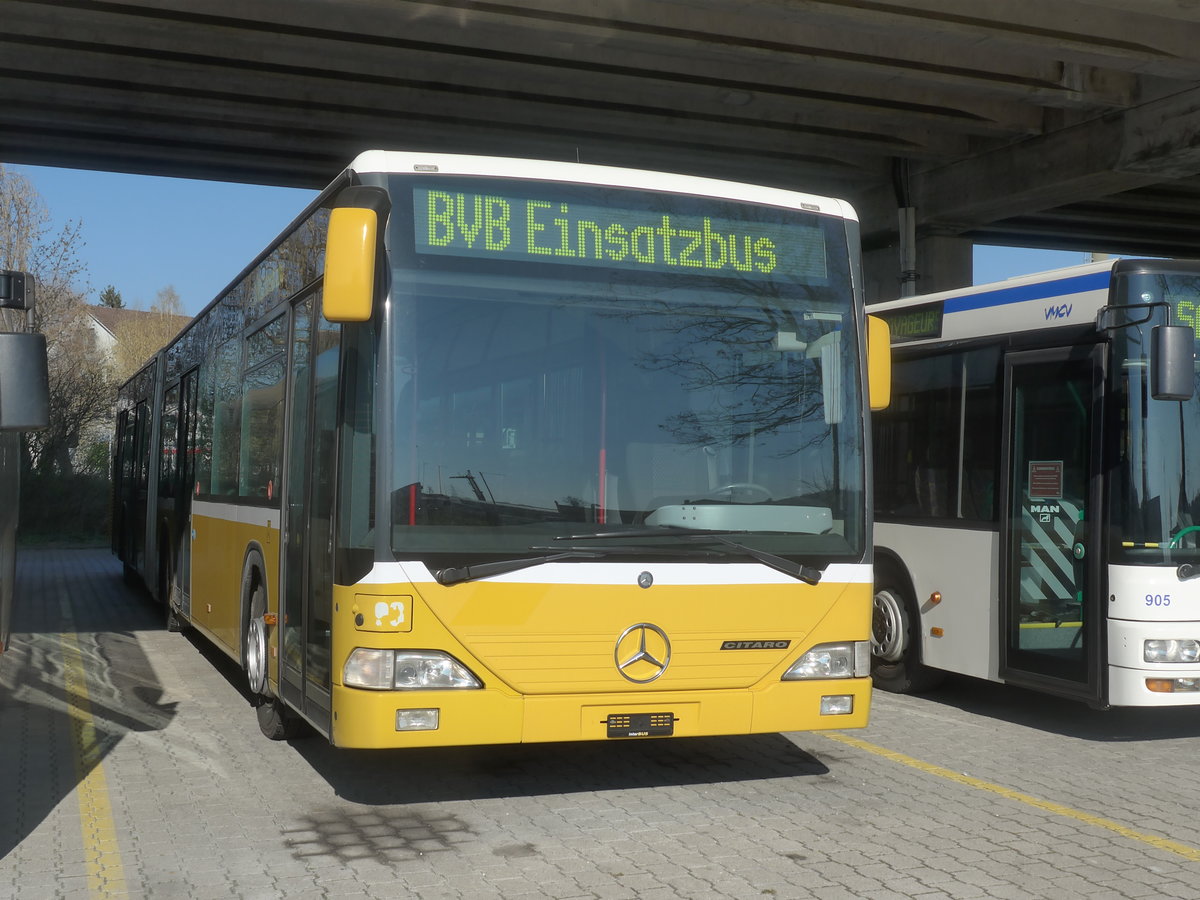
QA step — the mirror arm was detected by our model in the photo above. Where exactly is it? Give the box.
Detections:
[1095,300,1170,333]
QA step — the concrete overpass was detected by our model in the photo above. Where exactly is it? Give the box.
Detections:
[5,0,1200,299]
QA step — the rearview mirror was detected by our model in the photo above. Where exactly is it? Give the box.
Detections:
[0,332,49,430]
[322,186,390,323]
[867,315,891,410]
[1152,324,1195,401]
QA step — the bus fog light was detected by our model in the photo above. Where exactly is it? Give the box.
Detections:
[1146,678,1200,693]
[1144,639,1200,663]
[393,651,482,689]
[396,708,439,731]
[783,642,863,680]
[820,695,854,715]
[344,648,395,690]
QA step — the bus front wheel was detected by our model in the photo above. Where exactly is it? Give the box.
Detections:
[871,573,943,693]
[242,565,305,741]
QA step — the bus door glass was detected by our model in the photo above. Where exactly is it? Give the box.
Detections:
[281,293,338,728]
[158,383,180,599]
[133,400,152,573]
[114,409,135,557]
[1000,346,1103,700]
[178,368,199,611]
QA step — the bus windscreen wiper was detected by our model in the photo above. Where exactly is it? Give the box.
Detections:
[437,542,725,585]
[435,550,604,586]
[553,526,824,586]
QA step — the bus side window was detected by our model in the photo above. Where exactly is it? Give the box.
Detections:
[960,349,1001,522]
[875,354,957,519]
[159,384,180,499]
[212,338,242,495]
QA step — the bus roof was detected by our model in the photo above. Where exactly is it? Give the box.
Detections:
[867,258,1121,315]
[867,257,1200,345]
[346,149,859,222]
[866,258,1124,345]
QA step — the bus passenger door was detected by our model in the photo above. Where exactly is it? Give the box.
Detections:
[280,293,339,734]
[1000,346,1104,702]
[113,409,136,561]
[132,400,151,575]
[176,368,199,614]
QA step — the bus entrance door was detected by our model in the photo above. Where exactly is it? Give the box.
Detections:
[999,346,1103,703]
[280,294,339,734]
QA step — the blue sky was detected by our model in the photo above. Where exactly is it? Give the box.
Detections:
[12,164,317,317]
[11,162,1090,318]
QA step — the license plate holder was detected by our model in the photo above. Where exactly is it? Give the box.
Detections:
[606,712,675,738]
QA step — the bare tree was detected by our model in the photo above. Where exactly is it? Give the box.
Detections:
[111,286,189,383]
[153,284,183,316]
[0,164,113,475]
[0,164,44,273]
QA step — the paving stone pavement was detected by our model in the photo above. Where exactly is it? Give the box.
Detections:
[4,547,1200,899]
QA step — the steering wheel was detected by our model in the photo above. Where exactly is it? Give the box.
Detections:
[706,482,772,503]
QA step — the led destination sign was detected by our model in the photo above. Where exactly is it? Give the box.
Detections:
[413,187,828,280]
[875,301,944,342]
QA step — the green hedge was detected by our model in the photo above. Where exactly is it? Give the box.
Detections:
[19,471,112,545]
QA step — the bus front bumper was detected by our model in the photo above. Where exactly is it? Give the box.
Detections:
[1108,617,1200,706]
[330,678,872,749]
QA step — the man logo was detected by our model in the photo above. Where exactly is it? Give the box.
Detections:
[614,623,671,683]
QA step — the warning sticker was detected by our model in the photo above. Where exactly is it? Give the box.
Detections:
[1028,461,1064,499]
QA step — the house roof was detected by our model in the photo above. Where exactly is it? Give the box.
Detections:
[87,305,190,340]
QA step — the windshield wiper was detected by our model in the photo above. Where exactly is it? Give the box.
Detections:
[435,550,604,586]
[705,535,823,585]
[554,526,824,585]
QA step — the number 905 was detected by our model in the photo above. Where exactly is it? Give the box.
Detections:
[1145,593,1172,607]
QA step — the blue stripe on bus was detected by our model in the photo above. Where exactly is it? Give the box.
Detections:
[943,271,1112,314]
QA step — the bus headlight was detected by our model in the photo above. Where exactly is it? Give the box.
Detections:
[344,649,482,690]
[782,641,870,680]
[1144,639,1200,663]
[343,648,393,689]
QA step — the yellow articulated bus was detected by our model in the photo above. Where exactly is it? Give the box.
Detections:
[112,151,890,748]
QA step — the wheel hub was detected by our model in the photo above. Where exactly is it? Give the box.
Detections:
[246,616,268,696]
[872,589,906,663]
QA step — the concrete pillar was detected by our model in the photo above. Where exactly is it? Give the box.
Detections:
[862,234,973,304]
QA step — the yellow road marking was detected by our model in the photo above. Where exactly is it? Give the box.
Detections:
[61,630,129,896]
[824,731,1200,862]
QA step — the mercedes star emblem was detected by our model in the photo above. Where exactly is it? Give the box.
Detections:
[614,622,671,683]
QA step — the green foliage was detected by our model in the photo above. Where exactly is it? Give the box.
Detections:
[99,284,124,308]
[78,440,111,477]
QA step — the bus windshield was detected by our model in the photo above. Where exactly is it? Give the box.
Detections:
[1112,269,1200,563]
[382,175,864,568]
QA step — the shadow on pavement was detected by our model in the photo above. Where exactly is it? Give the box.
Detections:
[897,672,1200,741]
[0,549,177,862]
[292,730,830,806]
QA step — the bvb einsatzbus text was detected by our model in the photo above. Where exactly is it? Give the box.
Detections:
[414,188,828,279]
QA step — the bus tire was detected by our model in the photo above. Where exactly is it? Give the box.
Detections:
[241,560,305,741]
[871,569,944,694]
[256,696,304,741]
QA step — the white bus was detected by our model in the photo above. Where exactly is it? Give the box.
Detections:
[868,258,1200,707]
